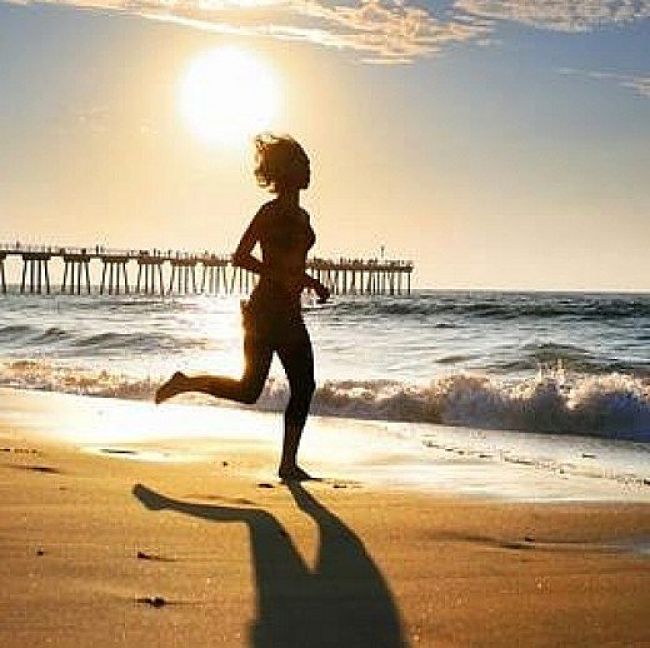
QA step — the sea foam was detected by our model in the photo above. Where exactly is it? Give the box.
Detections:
[1,359,648,442]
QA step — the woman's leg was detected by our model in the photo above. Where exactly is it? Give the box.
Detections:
[275,320,316,479]
[155,331,273,404]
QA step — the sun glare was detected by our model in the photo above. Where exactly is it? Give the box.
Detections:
[179,47,281,147]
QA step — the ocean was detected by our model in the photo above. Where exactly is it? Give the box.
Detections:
[1,289,648,443]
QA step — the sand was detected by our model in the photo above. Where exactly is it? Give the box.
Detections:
[0,388,649,647]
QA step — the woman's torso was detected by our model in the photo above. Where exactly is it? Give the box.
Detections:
[249,199,315,315]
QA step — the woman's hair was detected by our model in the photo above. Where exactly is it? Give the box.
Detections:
[254,133,309,193]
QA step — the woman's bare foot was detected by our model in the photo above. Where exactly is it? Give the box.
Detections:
[155,371,187,405]
[278,465,318,482]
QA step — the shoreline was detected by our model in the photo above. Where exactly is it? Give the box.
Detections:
[2,386,649,503]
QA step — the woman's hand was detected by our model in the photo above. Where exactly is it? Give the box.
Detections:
[313,281,330,304]
[303,274,330,303]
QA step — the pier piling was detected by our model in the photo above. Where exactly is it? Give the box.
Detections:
[100,256,130,295]
[20,253,51,295]
[0,253,6,294]
[200,257,229,295]
[62,254,91,295]
[135,256,164,295]
[169,259,198,295]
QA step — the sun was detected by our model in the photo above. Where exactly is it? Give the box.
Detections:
[179,47,281,147]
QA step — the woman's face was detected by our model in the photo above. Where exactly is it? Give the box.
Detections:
[294,152,311,190]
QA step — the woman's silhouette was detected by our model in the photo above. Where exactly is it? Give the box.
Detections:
[155,133,329,481]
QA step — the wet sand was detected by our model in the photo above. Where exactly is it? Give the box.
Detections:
[0,388,649,646]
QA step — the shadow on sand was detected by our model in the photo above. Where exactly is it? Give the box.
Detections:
[133,482,406,647]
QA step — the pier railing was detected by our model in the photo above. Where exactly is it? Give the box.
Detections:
[0,242,413,296]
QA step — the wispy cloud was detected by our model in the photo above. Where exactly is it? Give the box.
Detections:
[559,67,650,98]
[454,0,649,33]
[4,0,648,64]
[3,0,490,63]
[454,2,650,99]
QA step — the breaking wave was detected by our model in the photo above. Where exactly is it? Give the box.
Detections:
[304,373,650,441]
[1,359,648,442]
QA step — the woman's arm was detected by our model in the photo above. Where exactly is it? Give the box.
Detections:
[231,209,267,274]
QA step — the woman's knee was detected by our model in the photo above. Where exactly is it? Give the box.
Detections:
[289,376,315,400]
[239,376,266,404]
[304,378,316,397]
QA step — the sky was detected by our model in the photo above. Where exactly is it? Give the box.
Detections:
[0,0,649,290]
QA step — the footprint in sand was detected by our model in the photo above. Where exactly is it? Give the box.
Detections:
[9,464,61,474]
[136,596,167,608]
[136,550,176,562]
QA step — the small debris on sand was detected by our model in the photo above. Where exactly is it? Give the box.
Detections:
[137,596,166,608]
[136,550,174,562]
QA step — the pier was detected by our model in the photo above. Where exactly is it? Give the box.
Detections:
[0,243,413,297]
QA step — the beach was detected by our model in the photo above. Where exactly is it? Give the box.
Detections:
[1,387,649,647]
[3,0,649,642]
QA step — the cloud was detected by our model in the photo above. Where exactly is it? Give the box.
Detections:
[454,0,650,33]
[3,0,490,62]
[4,0,647,64]
[559,67,650,98]
[454,3,650,100]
